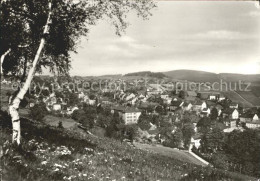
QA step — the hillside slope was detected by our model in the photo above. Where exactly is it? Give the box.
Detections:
[164,69,219,82]
[0,113,257,181]
[163,70,260,83]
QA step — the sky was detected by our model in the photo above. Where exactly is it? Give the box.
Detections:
[69,1,260,76]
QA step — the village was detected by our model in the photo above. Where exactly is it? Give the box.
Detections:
[2,76,259,152]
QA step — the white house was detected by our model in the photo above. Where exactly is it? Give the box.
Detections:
[130,97,138,105]
[245,121,260,129]
[164,97,173,105]
[112,106,142,125]
[190,136,201,149]
[122,107,142,125]
[53,104,62,111]
[67,106,79,115]
[229,103,239,109]
[183,102,193,111]
[218,95,225,101]
[223,108,239,120]
[160,94,169,100]
[88,99,96,106]
[193,101,207,111]
[78,92,85,99]
[240,113,259,122]
[201,108,211,116]
[125,93,136,101]
[138,94,146,99]
[209,95,217,100]
[83,95,89,102]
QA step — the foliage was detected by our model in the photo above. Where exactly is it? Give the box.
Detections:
[0,113,256,181]
[223,129,260,176]
[178,90,187,99]
[200,126,225,153]
[0,0,155,78]
[181,123,195,148]
[29,102,48,121]
[58,121,63,129]
[211,153,229,170]
[137,113,151,131]
[210,107,218,120]
[163,128,183,148]
[197,117,212,134]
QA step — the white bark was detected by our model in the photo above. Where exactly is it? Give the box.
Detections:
[9,1,52,145]
[0,49,11,74]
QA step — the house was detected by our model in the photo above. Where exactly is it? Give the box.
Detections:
[78,92,85,99]
[53,103,62,111]
[209,95,217,100]
[222,108,239,120]
[100,97,112,105]
[193,101,207,111]
[132,97,139,105]
[67,106,79,115]
[218,94,225,101]
[240,113,260,128]
[193,123,198,133]
[245,119,260,129]
[229,103,239,109]
[83,95,89,102]
[240,113,259,123]
[112,106,141,125]
[88,99,96,106]
[138,94,146,99]
[160,94,169,100]
[169,100,184,111]
[215,104,223,116]
[147,84,165,95]
[1,79,7,84]
[201,108,211,116]
[164,97,172,105]
[172,95,180,101]
[183,102,193,111]
[190,134,202,149]
[125,93,136,101]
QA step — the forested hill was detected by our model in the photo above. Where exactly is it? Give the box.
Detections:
[124,71,166,78]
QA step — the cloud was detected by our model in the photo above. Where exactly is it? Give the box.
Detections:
[194,30,245,40]
[114,36,152,50]
[248,11,260,17]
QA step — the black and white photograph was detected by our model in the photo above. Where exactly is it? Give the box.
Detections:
[1,0,260,180]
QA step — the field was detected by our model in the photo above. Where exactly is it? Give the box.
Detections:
[222,91,253,108]
[251,86,260,98]
[44,115,77,129]
[134,143,207,166]
[236,91,260,107]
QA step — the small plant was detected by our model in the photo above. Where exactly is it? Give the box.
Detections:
[58,121,63,129]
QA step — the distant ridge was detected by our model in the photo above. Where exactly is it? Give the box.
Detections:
[124,71,166,79]
[90,69,260,83]
[163,69,260,83]
[163,69,219,82]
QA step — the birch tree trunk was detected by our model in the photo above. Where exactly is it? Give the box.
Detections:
[9,2,52,145]
[0,49,11,74]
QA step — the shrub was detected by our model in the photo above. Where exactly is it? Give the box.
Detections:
[58,121,63,129]
[29,102,48,121]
